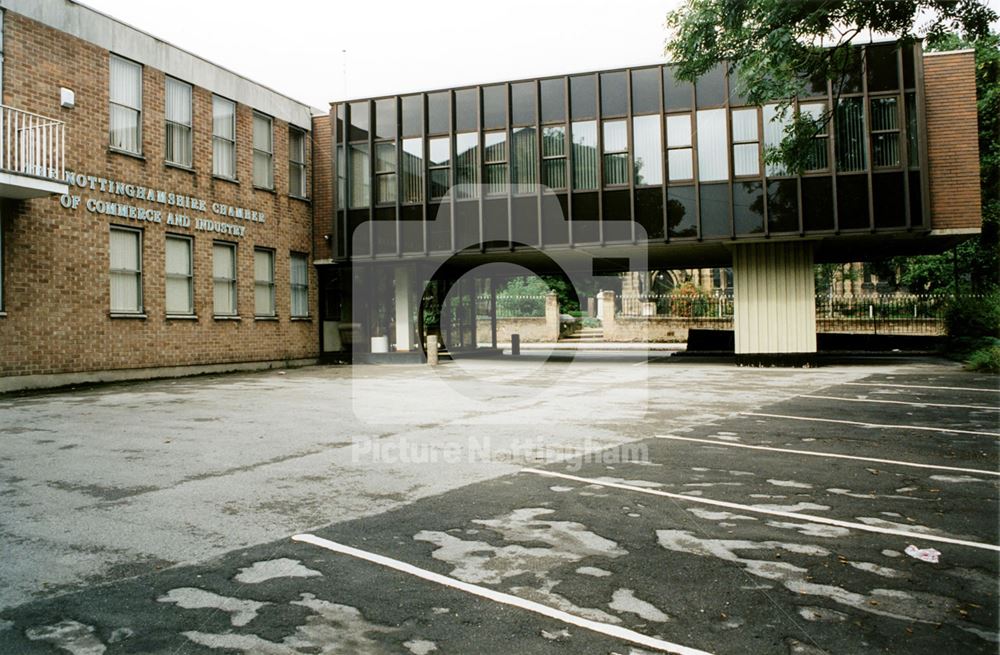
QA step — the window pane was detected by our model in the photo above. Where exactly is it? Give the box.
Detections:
[110,228,141,313]
[631,68,660,115]
[483,85,506,129]
[696,108,728,182]
[667,185,697,237]
[632,115,662,186]
[733,143,759,176]
[733,181,765,235]
[867,44,899,92]
[213,98,235,138]
[455,88,477,132]
[571,121,597,190]
[376,142,397,204]
[663,66,692,112]
[540,78,566,123]
[668,149,693,181]
[427,92,449,134]
[542,125,565,157]
[484,133,507,195]
[349,101,369,141]
[290,254,309,317]
[402,138,424,204]
[699,183,730,237]
[695,64,726,107]
[763,104,791,176]
[254,250,274,316]
[110,105,139,153]
[512,82,536,125]
[602,120,628,186]
[110,228,138,270]
[511,127,537,192]
[166,238,192,316]
[375,98,396,139]
[800,102,829,170]
[666,114,691,147]
[731,108,758,142]
[455,132,478,198]
[428,136,450,199]
[213,243,233,277]
[253,114,272,152]
[401,95,422,137]
[111,271,140,312]
[602,120,627,152]
[600,71,627,117]
[870,97,899,167]
[767,179,800,233]
[905,92,919,168]
[570,75,596,119]
[349,143,370,208]
[836,97,867,172]
[166,277,191,315]
[213,244,235,315]
[110,56,141,109]
[165,78,191,125]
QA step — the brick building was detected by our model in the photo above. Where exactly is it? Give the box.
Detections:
[0,0,332,391]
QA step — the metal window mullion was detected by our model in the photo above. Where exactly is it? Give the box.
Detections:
[595,74,604,245]
[625,70,636,243]
[395,97,402,257]
[690,81,702,239]
[861,47,875,232]
[476,86,485,252]
[534,80,544,248]
[448,92,456,253]
[505,83,513,250]
[827,79,840,234]
[564,77,573,245]
[366,102,374,258]
[658,66,669,243]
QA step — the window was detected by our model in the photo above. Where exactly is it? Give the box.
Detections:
[870,97,900,168]
[165,235,193,315]
[349,143,370,208]
[484,132,507,195]
[571,121,598,190]
[512,82,536,126]
[165,77,192,167]
[541,126,566,190]
[666,114,693,181]
[696,109,728,182]
[540,78,566,123]
[511,127,537,193]
[455,132,479,199]
[763,104,792,177]
[290,253,309,317]
[836,97,867,172]
[483,85,506,129]
[800,102,829,171]
[428,137,450,199]
[109,55,142,154]
[109,227,142,313]
[375,142,397,204]
[401,95,422,137]
[905,92,919,168]
[289,128,307,197]
[600,72,627,117]
[602,120,628,186]
[254,248,275,317]
[213,242,237,316]
[336,145,346,210]
[253,113,274,189]
[632,115,662,185]
[402,138,424,204]
[731,108,760,177]
[213,97,236,179]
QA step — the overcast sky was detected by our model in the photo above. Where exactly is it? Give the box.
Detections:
[80,0,1000,111]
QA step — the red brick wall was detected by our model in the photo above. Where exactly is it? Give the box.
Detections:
[311,113,333,261]
[924,50,982,231]
[0,11,319,378]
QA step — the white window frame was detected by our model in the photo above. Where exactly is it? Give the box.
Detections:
[289,127,308,198]
[109,226,143,314]
[254,248,276,317]
[109,54,142,155]
[165,77,193,168]
[290,252,309,318]
[253,112,274,190]
[213,96,237,180]
[165,234,194,316]
[213,241,237,317]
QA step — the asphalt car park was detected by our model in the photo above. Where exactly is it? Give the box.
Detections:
[0,363,997,654]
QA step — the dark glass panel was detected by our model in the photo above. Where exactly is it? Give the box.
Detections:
[667,185,697,238]
[512,195,539,246]
[733,181,765,235]
[833,47,863,94]
[455,88,478,132]
[401,95,422,137]
[631,68,660,115]
[603,189,631,243]
[541,193,569,245]
[572,191,599,243]
[400,204,423,255]
[483,85,506,130]
[902,43,915,89]
[375,98,396,140]
[800,68,829,97]
[454,201,479,249]
[767,179,799,233]
[600,71,628,117]
[663,65,693,112]
[427,203,451,252]
[872,172,906,228]
[836,174,870,229]
[336,104,344,141]
[699,183,730,237]
[908,171,924,227]
[348,101,369,141]
[728,66,747,105]
[512,82,536,126]
[483,197,508,244]
[427,92,450,135]
[695,63,726,108]
[374,206,396,255]
[348,209,370,256]
[570,75,597,119]
[866,44,899,93]
[836,97,867,172]
[635,187,664,240]
[540,78,566,123]
[801,176,834,231]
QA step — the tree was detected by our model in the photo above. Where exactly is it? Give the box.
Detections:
[665,0,997,173]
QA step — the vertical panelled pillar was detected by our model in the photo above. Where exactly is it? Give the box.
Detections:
[394,266,413,352]
[733,242,817,365]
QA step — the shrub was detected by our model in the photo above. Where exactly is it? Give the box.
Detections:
[965,343,1000,373]
[944,291,1000,342]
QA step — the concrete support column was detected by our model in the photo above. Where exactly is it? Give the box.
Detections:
[544,292,560,341]
[394,266,413,352]
[599,290,616,340]
[733,242,816,365]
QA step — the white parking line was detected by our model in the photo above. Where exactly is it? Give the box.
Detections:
[741,412,1000,438]
[799,394,999,412]
[653,434,1000,477]
[843,382,1000,393]
[521,468,1000,552]
[292,533,714,655]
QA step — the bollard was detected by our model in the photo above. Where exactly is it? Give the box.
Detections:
[427,335,439,366]
[511,333,520,356]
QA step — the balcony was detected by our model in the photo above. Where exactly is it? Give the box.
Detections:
[0,105,69,199]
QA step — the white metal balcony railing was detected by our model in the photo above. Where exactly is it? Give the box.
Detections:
[0,105,65,182]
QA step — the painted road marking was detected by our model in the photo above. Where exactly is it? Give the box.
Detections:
[799,394,1000,412]
[741,412,1000,438]
[843,382,1000,394]
[521,468,1000,553]
[653,434,1000,477]
[291,533,714,655]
